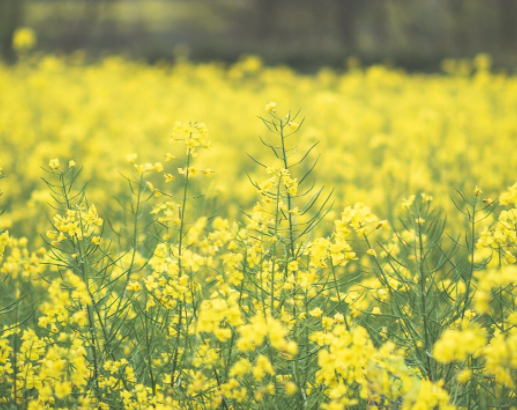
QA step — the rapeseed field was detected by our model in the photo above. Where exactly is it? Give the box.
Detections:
[1,52,517,409]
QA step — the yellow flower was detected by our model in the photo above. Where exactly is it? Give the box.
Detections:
[49,158,60,170]
[421,193,433,202]
[230,358,252,377]
[265,102,277,112]
[287,121,298,131]
[202,168,215,177]
[333,313,345,323]
[402,195,415,210]
[164,173,175,183]
[13,27,36,51]
[457,369,472,383]
[284,381,297,395]
[54,381,72,399]
[127,281,142,291]
[287,260,299,271]
[178,167,199,177]
[309,307,323,318]
[126,153,138,163]
[253,355,275,381]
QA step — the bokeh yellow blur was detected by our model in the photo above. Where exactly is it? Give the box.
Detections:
[1,54,515,235]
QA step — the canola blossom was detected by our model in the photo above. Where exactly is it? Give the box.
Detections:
[0,55,517,409]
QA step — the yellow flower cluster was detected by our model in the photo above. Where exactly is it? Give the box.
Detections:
[3,55,517,409]
[0,231,8,262]
[47,204,103,246]
[38,270,92,332]
[433,326,486,363]
[171,121,211,155]
[337,203,381,236]
[478,208,517,264]
[2,54,517,234]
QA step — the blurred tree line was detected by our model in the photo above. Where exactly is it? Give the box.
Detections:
[2,0,517,70]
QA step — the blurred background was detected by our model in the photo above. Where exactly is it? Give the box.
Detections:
[1,0,517,71]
